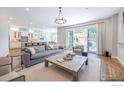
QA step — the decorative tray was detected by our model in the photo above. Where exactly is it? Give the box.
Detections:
[63,56,72,60]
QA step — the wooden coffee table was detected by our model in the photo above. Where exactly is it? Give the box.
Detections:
[45,53,88,81]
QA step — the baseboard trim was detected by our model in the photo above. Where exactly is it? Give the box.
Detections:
[111,56,124,66]
[117,57,124,66]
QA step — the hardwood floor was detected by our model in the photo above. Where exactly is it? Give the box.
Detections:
[100,56,124,81]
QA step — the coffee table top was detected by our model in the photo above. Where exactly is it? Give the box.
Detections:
[45,53,88,72]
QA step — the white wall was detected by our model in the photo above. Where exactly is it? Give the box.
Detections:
[0,17,9,57]
[117,8,124,65]
[111,14,118,57]
[104,18,113,54]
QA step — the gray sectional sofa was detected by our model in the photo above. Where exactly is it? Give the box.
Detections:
[22,45,64,68]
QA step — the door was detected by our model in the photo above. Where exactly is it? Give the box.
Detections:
[73,29,88,51]
[87,27,97,53]
[67,31,74,49]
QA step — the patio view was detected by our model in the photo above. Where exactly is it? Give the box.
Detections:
[67,26,97,53]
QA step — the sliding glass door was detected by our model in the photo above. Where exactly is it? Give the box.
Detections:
[87,27,97,53]
[73,29,88,51]
[67,31,73,49]
[66,26,97,53]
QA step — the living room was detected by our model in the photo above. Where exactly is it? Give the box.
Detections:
[0,7,124,81]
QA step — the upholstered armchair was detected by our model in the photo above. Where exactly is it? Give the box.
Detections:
[73,45,88,56]
[73,45,84,55]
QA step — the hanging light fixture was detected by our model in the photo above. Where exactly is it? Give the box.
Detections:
[55,7,67,24]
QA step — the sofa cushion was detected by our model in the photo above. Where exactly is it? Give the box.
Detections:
[31,52,49,59]
[33,46,45,53]
[31,49,64,60]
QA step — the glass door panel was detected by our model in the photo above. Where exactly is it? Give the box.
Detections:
[88,28,97,53]
[66,26,97,53]
[67,31,73,49]
[73,29,88,51]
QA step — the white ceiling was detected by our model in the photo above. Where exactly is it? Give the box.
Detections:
[0,7,121,28]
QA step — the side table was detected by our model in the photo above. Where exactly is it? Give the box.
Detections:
[9,53,23,71]
[0,57,12,74]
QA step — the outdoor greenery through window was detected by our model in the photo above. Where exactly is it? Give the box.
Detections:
[67,26,97,53]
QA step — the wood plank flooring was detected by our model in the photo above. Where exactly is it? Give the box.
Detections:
[100,56,124,81]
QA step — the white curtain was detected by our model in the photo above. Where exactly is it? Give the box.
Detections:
[96,22,105,55]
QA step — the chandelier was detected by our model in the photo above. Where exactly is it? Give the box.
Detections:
[55,7,67,24]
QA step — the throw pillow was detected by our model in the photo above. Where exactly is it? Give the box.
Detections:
[34,46,45,53]
[49,44,54,49]
[27,47,36,55]
[24,48,31,55]
[47,44,58,50]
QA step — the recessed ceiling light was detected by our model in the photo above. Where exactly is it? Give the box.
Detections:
[9,17,13,20]
[25,8,30,11]
[8,21,10,23]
